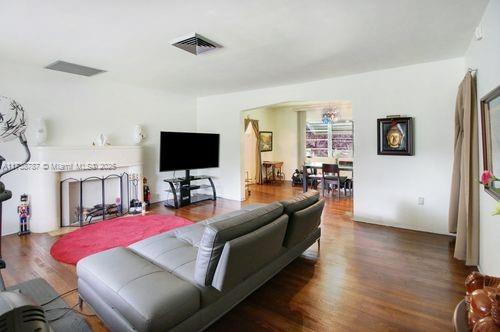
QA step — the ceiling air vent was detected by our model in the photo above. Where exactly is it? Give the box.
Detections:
[171,33,222,55]
[45,61,106,77]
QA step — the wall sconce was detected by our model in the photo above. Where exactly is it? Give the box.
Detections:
[134,125,145,144]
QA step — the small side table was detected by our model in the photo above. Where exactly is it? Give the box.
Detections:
[262,161,283,183]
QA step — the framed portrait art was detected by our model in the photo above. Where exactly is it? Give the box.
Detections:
[377,117,414,156]
[259,131,273,152]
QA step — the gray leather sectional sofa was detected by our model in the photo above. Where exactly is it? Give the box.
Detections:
[76,190,324,331]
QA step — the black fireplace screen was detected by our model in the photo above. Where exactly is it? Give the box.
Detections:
[59,172,134,227]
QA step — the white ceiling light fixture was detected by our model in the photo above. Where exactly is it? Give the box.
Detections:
[321,106,340,124]
[171,33,222,55]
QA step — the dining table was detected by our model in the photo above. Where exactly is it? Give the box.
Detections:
[302,161,353,192]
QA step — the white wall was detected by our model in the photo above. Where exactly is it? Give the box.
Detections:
[465,0,500,276]
[272,109,299,180]
[0,61,196,235]
[197,57,465,234]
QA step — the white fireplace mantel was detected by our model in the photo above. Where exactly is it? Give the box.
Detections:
[28,146,143,233]
[33,145,143,166]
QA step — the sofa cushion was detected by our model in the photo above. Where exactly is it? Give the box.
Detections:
[129,232,198,273]
[130,227,224,307]
[130,222,206,253]
[212,214,289,291]
[280,190,319,216]
[241,203,267,211]
[194,202,284,287]
[171,222,207,247]
[77,247,200,331]
[283,199,324,248]
[203,209,249,225]
[172,260,224,306]
[129,232,187,255]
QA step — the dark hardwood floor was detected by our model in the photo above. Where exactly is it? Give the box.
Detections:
[1,182,472,331]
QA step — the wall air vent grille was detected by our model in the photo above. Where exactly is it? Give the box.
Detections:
[171,33,221,55]
[45,61,106,77]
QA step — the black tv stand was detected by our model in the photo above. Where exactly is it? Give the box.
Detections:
[163,170,216,209]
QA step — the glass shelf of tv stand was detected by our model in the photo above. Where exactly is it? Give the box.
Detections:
[163,175,212,183]
[164,183,213,193]
[163,193,215,209]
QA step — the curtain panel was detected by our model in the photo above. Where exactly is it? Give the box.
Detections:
[448,72,479,266]
[244,119,263,184]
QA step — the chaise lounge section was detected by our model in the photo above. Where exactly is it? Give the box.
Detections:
[76,190,324,331]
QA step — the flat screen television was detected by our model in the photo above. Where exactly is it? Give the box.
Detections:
[160,131,220,172]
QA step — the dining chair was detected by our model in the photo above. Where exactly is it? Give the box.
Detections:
[322,164,346,199]
[274,162,285,182]
[307,166,322,189]
[344,178,353,196]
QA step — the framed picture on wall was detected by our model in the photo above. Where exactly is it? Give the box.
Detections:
[259,131,273,152]
[377,117,414,155]
[480,84,500,200]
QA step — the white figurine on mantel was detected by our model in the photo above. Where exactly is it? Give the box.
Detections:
[96,133,109,146]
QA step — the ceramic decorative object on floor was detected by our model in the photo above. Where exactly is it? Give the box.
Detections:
[462,271,500,331]
[50,214,192,264]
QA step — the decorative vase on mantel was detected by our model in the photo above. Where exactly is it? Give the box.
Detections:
[95,133,109,146]
[133,125,145,145]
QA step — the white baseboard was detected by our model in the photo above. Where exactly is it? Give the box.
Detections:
[353,214,453,236]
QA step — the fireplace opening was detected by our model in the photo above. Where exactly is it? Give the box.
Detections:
[60,172,135,227]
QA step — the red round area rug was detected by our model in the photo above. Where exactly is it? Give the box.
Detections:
[50,214,193,265]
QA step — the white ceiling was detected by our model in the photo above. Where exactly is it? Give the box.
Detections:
[0,0,489,96]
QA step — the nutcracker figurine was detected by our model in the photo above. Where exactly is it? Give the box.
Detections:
[17,194,31,235]
[143,177,151,208]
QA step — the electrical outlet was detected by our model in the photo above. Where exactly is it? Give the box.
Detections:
[418,197,425,205]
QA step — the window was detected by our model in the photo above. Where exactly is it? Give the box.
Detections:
[306,121,353,158]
